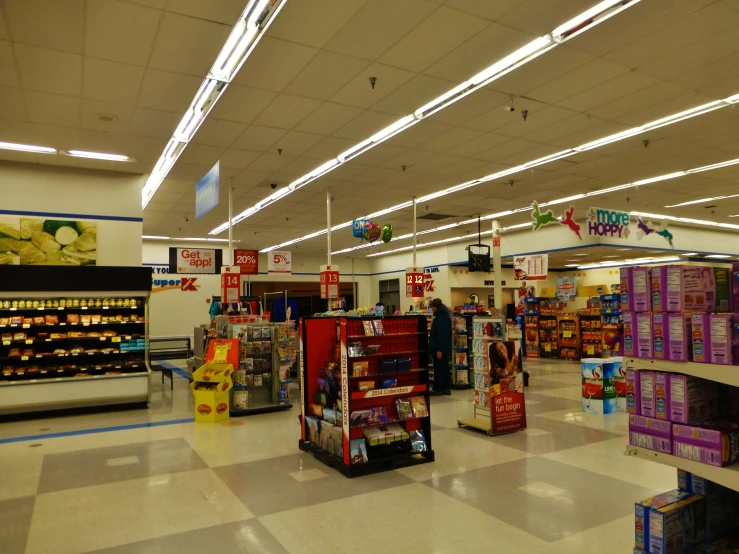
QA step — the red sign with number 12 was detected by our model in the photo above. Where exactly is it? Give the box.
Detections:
[406,267,424,298]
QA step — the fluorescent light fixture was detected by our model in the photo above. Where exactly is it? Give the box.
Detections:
[680,253,698,256]
[705,254,731,258]
[574,253,588,256]
[578,256,679,270]
[142,235,171,240]
[370,115,417,143]
[666,195,739,208]
[564,264,580,267]
[65,150,133,162]
[524,150,575,168]
[0,141,56,154]
[725,93,739,104]
[640,101,724,131]
[574,128,642,152]
[414,82,472,119]
[469,36,553,86]
[688,158,739,174]
[552,0,641,42]
[141,0,285,209]
[540,194,585,207]
[632,172,686,186]
[142,236,238,243]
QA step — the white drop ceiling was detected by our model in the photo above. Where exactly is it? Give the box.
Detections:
[1,0,739,260]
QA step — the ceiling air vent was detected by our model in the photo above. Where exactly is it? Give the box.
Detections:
[417,213,454,221]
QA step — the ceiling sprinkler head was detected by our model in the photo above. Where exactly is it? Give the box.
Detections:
[369,76,377,89]
[521,109,529,121]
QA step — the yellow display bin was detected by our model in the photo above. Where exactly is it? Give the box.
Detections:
[191,363,234,423]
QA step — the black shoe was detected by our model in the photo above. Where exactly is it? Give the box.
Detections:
[429,390,443,396]
[443,389,452,395]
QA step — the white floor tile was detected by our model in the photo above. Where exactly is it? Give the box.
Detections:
[535,408,629,435]
[518,481,568,498]
[288,468,328,482]
[106,455,140,467]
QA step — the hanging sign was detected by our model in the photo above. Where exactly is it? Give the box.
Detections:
[234,249,258,275]
[170,247,221,274]
[514,254,548,281]
[320,264,340,299]
[586,207,631,239]
[531,201,558,231]
[406,267,424,298]
[195,161,220,220]
[635,216,674,248]
[493,235,501,248]
[221,266,241,303]
[556,276,576,301]
[560,205,582,239]
[268,251,291,274]
[489,340,527,434]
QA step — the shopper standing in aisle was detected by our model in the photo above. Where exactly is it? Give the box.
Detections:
[429,298,452,395]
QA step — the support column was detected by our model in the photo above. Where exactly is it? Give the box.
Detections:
[492,219,502,312]
[228,177,233,263]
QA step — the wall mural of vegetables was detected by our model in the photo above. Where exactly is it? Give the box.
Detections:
[0,217,97,266]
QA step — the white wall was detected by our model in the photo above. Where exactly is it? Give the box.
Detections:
[0,161,143,265]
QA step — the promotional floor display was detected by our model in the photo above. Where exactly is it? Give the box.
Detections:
[581,356,625,414]
[523,297,540,358]
[557,314,580,360]
[228,320,295,415]
[452,314,472,389]
[0,266,151,414]
[458,316,527,435]
[600,293,623,358]
[624,262,739,552]
[298,315,434,477]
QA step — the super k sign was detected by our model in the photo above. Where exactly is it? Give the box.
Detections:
[586,207,631,239]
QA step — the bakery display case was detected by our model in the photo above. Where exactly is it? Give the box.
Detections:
[0,266,152,415]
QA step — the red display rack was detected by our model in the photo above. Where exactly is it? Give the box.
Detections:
[298,315,434,478]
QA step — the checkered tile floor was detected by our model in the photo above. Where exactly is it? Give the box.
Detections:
[0,359,676,553]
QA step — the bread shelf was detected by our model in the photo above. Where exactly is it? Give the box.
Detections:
[623,358,739,388]
[624,445,739,493]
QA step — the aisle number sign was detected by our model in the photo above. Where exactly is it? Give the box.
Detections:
[320,265,340,299]
[234,249,258,275]
[221,266,241,303]
[406,267,424,298]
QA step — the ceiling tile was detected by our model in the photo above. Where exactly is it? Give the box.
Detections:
[372,74,455,116]
[176,144,224,167]
[426,89,509,127]
[329,62,417,110]
[284,50,369,101]
[219,149,261,170]
[302,136,357,160]
[0,6,8,40]
[557,71,660,113]
[268,130,325,158]
[149,12,231,77]
[28,123,81,148]
[247,152,296,173]
[418,127,485,154]
[253,94,322,129]
[587,81,689,122]
[497,0,594,35]
[231,37,317,92]
[83,57,145,106]
[24,90,80,127]
[129,108,179,140]
[86,0,162,66]
[444,0,525,21]
[166,0,245,25]
[447,132,510,157]
[378,6,489,73]
[209,85,276,124]
[526,58,630,104]
[0,117,34,142]
[14,44,82,96]
[80,99,133,133]
[388,119,453,148]
[494,104,576,139]
[325,0,438,61]
[137,69,202,112]
[268,0,366,48]
[231,125,287,151]
[4,0,85,53]
[280,157,322,177]
[190,118,247,147]
[0,40,19,88]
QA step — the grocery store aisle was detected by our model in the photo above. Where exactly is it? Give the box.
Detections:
[0,359,676,553]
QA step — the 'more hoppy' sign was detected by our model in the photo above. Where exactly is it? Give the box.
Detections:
[586,207,630,239]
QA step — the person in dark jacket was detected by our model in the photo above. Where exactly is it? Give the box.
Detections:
[428,298,452,395]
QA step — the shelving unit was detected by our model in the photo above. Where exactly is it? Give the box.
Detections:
[538,305,559,359]
[523,297,540,358]
[579,308,602,358]
[452,314,472,389]
[228,320,294,415]
[299,315,434,477]
[471,315,505,419]
[557,314,580,361]
[0,266,151,415]
[600,294,622,357]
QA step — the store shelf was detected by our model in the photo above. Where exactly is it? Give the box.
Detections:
[0,321,144,329]
[351,415,429,429]
[349,368,427,380]
[0,305,142,312]
[623,358,739,388]
[1,335,138,345]
[624,445,739,492]
[347,332,425,339]
[348,349,427,360]
[1,350,138,362]
[0,369,147,387]
[351,384,426,400]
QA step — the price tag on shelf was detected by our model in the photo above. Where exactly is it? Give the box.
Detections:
[563,330,572,338]
[21,356,28,361]
[60,322,67,326]
[124,335,131,340]
[58,307,64,310]
[37,307,44,311]
[2,340,9,345]
[81,306,88,310]
[103,306,109,310]
[544,344,551,352]
[88,352,94,356]
[71,353,78,357]
[45,338,51,342]
[587,345,594,355]
[25,339,33,344]
[111,337,121,343]
[9,307,16,311]
[22,324,29,329]
[100,337,106,341]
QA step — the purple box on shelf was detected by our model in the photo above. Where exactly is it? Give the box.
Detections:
[673,422,739,467]
[732,314,739,367]
[624,312,635,357]
[635,312,653,359]
[683,266,716,313]
[630,431,672,454]
[633,266,652,312]
[732,262,739,313]
[666,265,684,313]
[626,369,641,415]
[629,413,671,438]
[653,313,669,360]
[640,371,656,418]
[655,372,671,421]
[709,314,732,365]
[621,267,634,312]
[692,313,711,363]
[652,266,666,313]
[667,313,692,362]
[669,374,718,425]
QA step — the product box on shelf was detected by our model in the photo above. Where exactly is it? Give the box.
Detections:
[624,312,635,357]
[581,358,616,414]
[692,314,712,363]
[714,267,731,312]
[629,413,672,453]
[613,357,627,412]
[709,314,732,365]
[669,374,718,425]
[673,422,739,467]
[621,267,635,312]
[666,265,684,312]
[653,313,669,360]
[640,371,656,418]
[655,372,671,420]
[191,364,234,423]
[627,369,641,415]
[633,267,652,312]
[684,266,717,313]
[678,470,737,542]
[652,266,666,313]
[635,312,653,359]
[635,490,704,554]
[667,313,692,362]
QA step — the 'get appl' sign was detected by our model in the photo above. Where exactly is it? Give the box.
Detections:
[586,207,630,239]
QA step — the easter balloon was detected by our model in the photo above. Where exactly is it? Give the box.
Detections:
[352,218,367,239]
[381,224,393,243]
[363,221,381,242]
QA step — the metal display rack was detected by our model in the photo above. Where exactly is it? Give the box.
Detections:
[0,266,152,415]
[452,314,472,389]
[470,315,506,423]
[523,298,540,358]
[298,315,434,477]
[579,308,602,358]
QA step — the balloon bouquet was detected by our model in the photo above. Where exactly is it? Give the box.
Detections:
[352,218,393,244]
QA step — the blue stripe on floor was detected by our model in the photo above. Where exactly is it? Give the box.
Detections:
[0,417,195,445]
[157,361,191,380]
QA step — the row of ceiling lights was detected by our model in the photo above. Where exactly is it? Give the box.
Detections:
[0,142,134,162]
